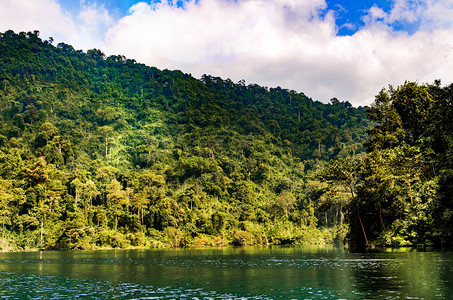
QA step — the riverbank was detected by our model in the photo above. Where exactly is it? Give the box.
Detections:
[0,225,347,252]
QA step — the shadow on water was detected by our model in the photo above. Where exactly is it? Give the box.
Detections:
[348,249,453,299]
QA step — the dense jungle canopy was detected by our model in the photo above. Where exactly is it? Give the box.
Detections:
[0,30,451,250]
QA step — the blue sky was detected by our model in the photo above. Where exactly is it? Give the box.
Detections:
[1,0,453,106]
[59,0,400,35]
[326,0,393,34]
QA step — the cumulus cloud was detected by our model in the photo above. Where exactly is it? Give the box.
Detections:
[387,0,426,24]
[77,0,115,48]
[102,0,453,106]
[0,0,75,40]
[1,0,453,106]
[79,1,114,32]
[0,0,114,49]
[417,0,453,30]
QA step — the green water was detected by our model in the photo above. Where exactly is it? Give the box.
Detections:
[0,245,451,299]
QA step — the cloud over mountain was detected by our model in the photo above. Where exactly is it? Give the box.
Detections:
[1,0,453,106]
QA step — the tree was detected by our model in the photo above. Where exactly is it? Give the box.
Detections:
[131,190,150,225]
[71,178,83,209]
[39,122,58,144]
[0,180,14,235]
[330,97,340,105]
[316,158,366,244]
[98,126,115,158]
[22,157,50,187]
[349,81,453,248]
[83,180,99,216]
[276,190,296,218]
[106,179,126,230]
[366,88,405,151]
[45,179,66,215]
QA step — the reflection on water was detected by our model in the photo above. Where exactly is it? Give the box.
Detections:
[0,245,452,299]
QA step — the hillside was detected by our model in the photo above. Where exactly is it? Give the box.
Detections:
[0,30,372,250]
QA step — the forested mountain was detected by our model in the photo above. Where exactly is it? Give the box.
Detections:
[0,30,373,250]
[2,30,451,252]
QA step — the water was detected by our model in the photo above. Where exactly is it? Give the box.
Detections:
[0,245,451,299]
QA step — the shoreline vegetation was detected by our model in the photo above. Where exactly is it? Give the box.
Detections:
[0,225,347,252]
[0,30,452,252]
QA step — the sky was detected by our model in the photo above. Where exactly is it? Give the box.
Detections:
[1,0,453,106]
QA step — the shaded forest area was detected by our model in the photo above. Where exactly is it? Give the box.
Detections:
[340,81,453,249]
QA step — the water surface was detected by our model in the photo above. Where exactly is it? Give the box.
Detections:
[0,245,451,299]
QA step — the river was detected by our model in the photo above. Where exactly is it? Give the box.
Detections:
[0,245,451,299]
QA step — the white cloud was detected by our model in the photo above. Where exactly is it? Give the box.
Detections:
[365,4,387,23]
[1,0,453,106]
[103,0,453,106]
[387,0,426,24]
[420,0,453,30]
[0,0,114,50]
[77,0,115,49]
[105,0,341,97]
[364,0,453,30]
[0,0,75,40]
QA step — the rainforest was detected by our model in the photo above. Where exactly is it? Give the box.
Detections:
[0,30,451,251]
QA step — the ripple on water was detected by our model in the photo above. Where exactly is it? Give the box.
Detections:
[0,271,276,300]
[0,248,451,299]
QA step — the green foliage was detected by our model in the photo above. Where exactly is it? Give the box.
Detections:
[0,30,372,250]
[343,81,453,249]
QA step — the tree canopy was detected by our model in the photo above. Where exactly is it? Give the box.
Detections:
[342,81,453,249]
[0,29,376,250]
